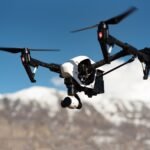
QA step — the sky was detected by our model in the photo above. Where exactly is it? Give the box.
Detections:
[0,0,150,94]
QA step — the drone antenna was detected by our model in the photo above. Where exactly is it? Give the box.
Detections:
[102,56,135,77]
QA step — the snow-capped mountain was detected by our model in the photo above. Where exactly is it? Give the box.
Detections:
[0,86,150,150]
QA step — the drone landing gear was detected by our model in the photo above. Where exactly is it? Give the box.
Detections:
[141,63,150,80]
[21,49,37,83]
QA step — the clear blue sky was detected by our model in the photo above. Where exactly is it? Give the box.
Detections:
[0,0,150,93]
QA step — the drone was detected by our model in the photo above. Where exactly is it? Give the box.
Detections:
[0,7,150,109]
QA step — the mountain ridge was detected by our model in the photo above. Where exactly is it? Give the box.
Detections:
[0,86,150,150]
[1,86,150,125]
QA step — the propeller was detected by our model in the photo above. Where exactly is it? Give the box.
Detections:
[0,47,60,53]
[71,6,137,33]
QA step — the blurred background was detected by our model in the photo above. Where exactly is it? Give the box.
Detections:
[0,0,150,150]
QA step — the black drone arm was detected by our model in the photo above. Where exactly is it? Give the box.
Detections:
[21,59,36,83]
[21,57,61,83]
[96,34,150,79]
[93,49,128,68]
[30,57,61,73]
[108,35,150,62]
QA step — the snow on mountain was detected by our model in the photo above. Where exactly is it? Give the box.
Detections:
[0,84,150,126]
[79,93,150,126]
[2,86,61,103]
[0,86,66,117]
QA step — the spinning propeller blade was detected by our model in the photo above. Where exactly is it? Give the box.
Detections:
[0,47,60,53]
[71,24,98,33]
[105,6,137,25]
[71,6,137,33]
[0,47,23,53]
[30,48,60,52]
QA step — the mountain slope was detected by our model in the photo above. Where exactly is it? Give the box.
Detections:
[0,86,150,150]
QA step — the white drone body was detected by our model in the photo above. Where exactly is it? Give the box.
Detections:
[61,56,95,89]
[60,56,104,109]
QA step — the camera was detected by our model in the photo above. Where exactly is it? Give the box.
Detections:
[61,96,82,109]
